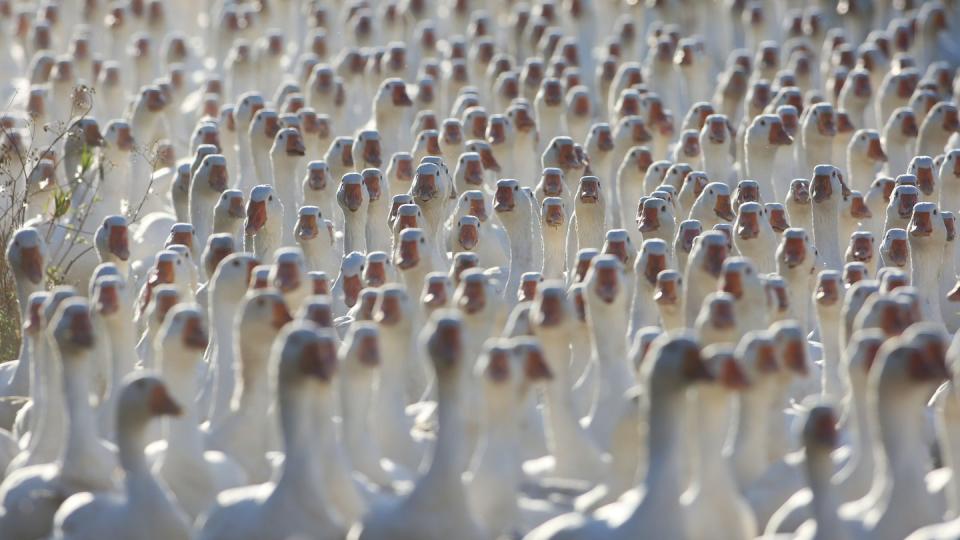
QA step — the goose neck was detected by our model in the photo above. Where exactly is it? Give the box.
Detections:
[628,385,686,519]
[422,372,467,486]
[693,388,735,485]
[160,353,206,458]
[870,387,931,498]
[61,351,102,463]
[276,384,322,494]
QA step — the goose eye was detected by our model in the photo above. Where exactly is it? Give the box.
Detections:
[269,196,273,201]
[420,238,425,244]
[760,120,766,126]
[860,135,865,141]
[232,260,240,267]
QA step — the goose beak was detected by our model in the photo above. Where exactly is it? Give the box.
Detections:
[182,315,208,350]
[19,245,44,284]
[637,206,660,232]
[363,139,382,166]
[654,277,678,305]
[768,120,793,145]
[397,240,420,270]
[274,261,301,292]
[737,212,759,240]
[460,281,487,314]
[643,253,666,285]
[108,225,130,261]
[811,173,832,203]
[208,162,228,191]
[422,279,448,308]
[594,266,619,303]
[342,182,364,211]
[714,194,735,221]
[458,222,479,250]
[850,237,873,261]
[245,200,267,235]
[228,194,246,218]
[96,284,120,316]
[867,138,887,162]
[149,385,182,416]
[285,131,305,156]
[271,300,293,329]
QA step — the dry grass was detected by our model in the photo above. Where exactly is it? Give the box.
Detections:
[0,229,20,363]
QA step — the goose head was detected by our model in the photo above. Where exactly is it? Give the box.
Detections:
[363,252,390,288]
[454,215,480,252]
[337,172,369,215]
[585,254,624,308]
[270,248,307,297]
[575,175,603,210]
[375,78,412,117]
[637,238,669,288]
[887,184,920,224]
[424,312,466,377]
[802,102,837,144]
[116,374,182,432]
[303,160,331,199]
[422,272,452,311]
[238,288,293,346]
[814,270,843,312]
[718,257,762,301]
[103,119,136,161]
[585,122,614,156]
[921,101,959,139]
[848,129,887,166]
[640,334,712,392]
[338,251,366,308]
[156,303,208,366]
[409,162,442,205]
[907,201,947,247]
[765,203,790,233]
[907,156,937,198]
[734,202,767,242]
[690,230,729,279]
[675,219,703,262]
[695,182,736,222]
[201,234,235,278]
[453,268,495,317]
[746,113,793,150]
[295,206,323,243]
[95,215,131,264]
[880,228,910,269]
[324,136,355,171]
[541,136,582,174]
[195,153,229,195]
[213,189,245,232]
[810,164,849,208]
[353,130,383,168]
[463,139,500,175]
[699,113,733,149]
[270,127,306,173]
[92,274,131,323]
[530,281,573,339]
[245,184,283,236]
[845,231,875,265]
[51,297,96,359]
[6,227,47,288]
[191,122,221,153]
[235,92,265,131]
[882,106,918,142]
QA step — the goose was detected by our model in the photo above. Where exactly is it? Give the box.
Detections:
[845,231,878,279]
[371,78,413,159]
[408,163,450,259]
[583,123,617,223]
[233,93,265,194]
[884,185,920,235]
[204,252,259,425]
[50,373,189,540]
[539,197,569,280]
[697,114,736,187]
[745,114,794,202]
[767,330,886,535]
[525,335,711,540]
[689,182,736,231]
[332,251,366,317]
[879,228,911,271]
[838,335,951,539]
[145,304,247,521]
[0,299,116,540]
[565,87,593,147]
[907,202,947,325]
[847,129,887,193]
[561,175,605,274]
[630,239,669,336]
[90,275,138,441]
[350,314,486,540]
[720,256,770,333]
[875,69,919,135]
[371,286,426,469]
[506,100,540,188]
[302,160,336,226]
[338,172,370,255]
[198,323,346,540]
[248,108,281,193]
[269,248,311,317]
[799,102,838,177]
[940,151,960,215]
[917,102,959,158]
[615,145,653,232]
[188,154,229,253]
[637,197,677,263]
[0,228,47,399]
[673,219,702,277]
[909,156,940,204]
[295,206,337,277]
[839,69,874,130]
[534,78,567,149]
[681,344,758,540]
[495,179,542,303]
[244,184,284,261]
[811,164,849,270]
[676,171,709,224]
[524,283,609,483]
[269,128,306,241]
[776,228,819,334]
[881,107,919,176]
[206,289,292,483]
[684,231,729,327]
[385,152,416,202]
[734,202,778,274]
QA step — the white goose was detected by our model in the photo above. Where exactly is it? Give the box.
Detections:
[350,314,486,540]
[51,373,190,540]
[198,323,347,540]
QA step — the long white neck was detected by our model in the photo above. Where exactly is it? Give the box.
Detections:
[910,243,945,324]
[342,209,368,254]
[691,387,737,491]
[189,190,218,252]
[816,306,845,401]
[812,200,843,270]
[541,225,566,280]
[27,336,67,464]
[251,220,282,260]
[272,157,301,243]
[59,351,103,474]
[209,296,240,424]
[236,127,254,192]
[160,351,207,463]
[848,156,878,193]
[276,384,326,501]
[417,369,469,499]
[746,143,778,201]
[234,336,272,413]
[731,380,776,486]
[807,445,847,538]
